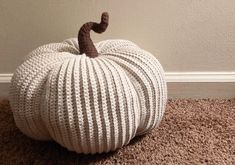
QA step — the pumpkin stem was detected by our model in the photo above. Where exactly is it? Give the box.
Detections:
[78,12,109,58]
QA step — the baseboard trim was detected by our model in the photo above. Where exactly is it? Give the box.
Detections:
[166,72,235,82]
[0,72,234,83]
[0,72,234,98]
[0,74,12,83]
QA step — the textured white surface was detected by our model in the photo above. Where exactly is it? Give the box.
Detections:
[9,39,167,154]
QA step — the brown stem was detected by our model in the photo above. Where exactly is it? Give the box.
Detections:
[78,12,109,58]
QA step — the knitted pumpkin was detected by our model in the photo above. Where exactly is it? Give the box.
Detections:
[10,12,167,154]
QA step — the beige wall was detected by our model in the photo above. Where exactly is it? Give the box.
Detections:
[0,0,235,73]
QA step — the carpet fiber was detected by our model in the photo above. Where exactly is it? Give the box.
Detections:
[0,99,234,164]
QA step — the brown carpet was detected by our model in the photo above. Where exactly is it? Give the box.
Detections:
[0,98,234,165]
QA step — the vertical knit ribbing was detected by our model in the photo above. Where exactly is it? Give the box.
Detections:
[10,38,167,154]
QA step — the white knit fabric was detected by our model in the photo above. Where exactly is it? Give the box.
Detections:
[10,38,167,154]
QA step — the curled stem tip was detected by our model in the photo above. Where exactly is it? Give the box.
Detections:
[78,12,109,58]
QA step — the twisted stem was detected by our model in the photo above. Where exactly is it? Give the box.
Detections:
[78,12,109,58]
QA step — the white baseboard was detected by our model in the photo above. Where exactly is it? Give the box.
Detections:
[165,72,235,82]
[0,74,12,83]
[0,72,234,98]
[0,72,235,83]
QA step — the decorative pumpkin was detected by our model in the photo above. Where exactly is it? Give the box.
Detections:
[10,12,167,154]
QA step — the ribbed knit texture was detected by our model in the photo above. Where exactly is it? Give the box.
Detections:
[10,38,167,154]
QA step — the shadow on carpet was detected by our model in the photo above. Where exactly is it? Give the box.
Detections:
[0,99,234,164]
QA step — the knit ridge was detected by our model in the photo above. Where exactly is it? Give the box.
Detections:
[10,38,167,154]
